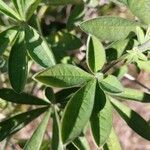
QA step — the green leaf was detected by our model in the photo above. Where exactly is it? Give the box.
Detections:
[51,107,63,150]
[8,29,28,93]
[46,0,82,5]
[24,108,51,150]
[86,35,106,73]
[99,75,124,93]
[25,0,41,21]
[103,128,122,150]
[47,31,82,63]
[0,0,21,21]
[127,0,150,25]
[80,17,139,41]
[67,4,85,30]
[136,27,145,44]
[45,87,55,103]
[25,25,56,68]
[111,88,150,103]
[0,107,48,142]
[106,39,130,61]
[34,64,93,88]
[110,98,150,140]
[0,88,50,105]
[61,79,96,143]
[11,0,25,20]
[90,85,112,147]
[12,0,41,20]
[73,135,90,150]
[0,26,18,55]
[137,60,150,72]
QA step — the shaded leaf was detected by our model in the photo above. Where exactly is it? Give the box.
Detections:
[61,79,96,143]
[106,39,130,61]
[47,31,82,63]
[80,17,139,41]
[8,29,28,93]
[45,87,55,103]
[67,4,85,30]
[73,135,90,150]
[34,64,93,88]
[0,26,18,55]
[99,75,124,93]
[91,85,112,147]
[25,25,56,68]
[0,107,48,141]
[86,36,106,73]
[0,88,50,105]
[24,108,51,150]
[51,107,63,150]
[110,98,150,140]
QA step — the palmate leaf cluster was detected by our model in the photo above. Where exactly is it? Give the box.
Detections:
[0,0,150,149]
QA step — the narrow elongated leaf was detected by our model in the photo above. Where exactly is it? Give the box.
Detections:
[73,135,90,150]
[103,128,122,150]
[25,25,56,68]
[11,0,25,20]
[51,107,63,150]
[0,88,50,105]
[34,64,93,88]
[99,75,124,93]
[0,107,48,141]
[91,85,112,147]
[111,88,150,103]
[9,29,28,93]
[67,4,85,30]
[110,98,150,140]
[61,80,96,143]
[0,0,21,21]
[127,0,150,25]
[86,36,106,73]
[0,26,18,55]
[80,17,139,41]
[24,108,51,150]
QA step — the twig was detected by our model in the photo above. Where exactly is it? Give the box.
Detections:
[124,73,150,91]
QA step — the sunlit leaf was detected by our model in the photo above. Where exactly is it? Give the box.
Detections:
[110,98,150,140]
[127,0,150,25]
[34,64,93,88]
[86,35,106,73]
[25,25,56,68]
[0,107,48,142]
[80,17,140,41]
[111,88,150,103]
[103,128,122,150]
[24,108,51,150]
[0,0,21,21]
[61,79,96,143]
[99,75,124,93]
